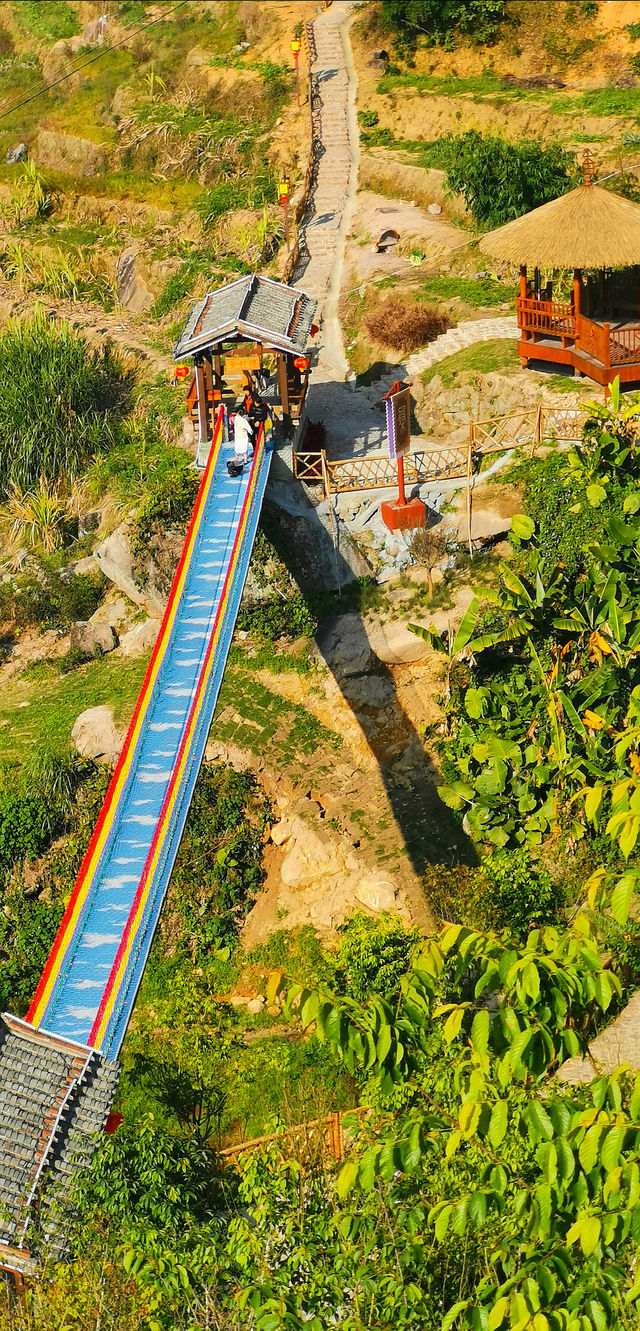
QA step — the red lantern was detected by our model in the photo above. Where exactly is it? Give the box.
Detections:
[175,365,190,380]
[293,356,309,371]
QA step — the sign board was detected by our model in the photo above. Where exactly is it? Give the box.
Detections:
[386,385,411,461]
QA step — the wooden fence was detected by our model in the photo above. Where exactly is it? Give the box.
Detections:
[294,406,588,498]
[218,1107,369,1167]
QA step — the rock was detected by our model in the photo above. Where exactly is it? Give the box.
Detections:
[271,819,294,847]
[246,997,265,1015]
[41,41,84,92]
[356,877,397,912]
[343,675,395,708]
[72,556,100,577]
[116,248,154,313]
[71,705,124,764]
[427,202,442,215]
[119,617,161,658]
[70,620,117,656]
[262,494,372,594]
[315,614,375,679]
[365,618,432,666]
[79,510,102,536]
[94,524,165,618]
[6,142,27,165]
[89,597,132,631]
[82,14,108,43]
[33,129,108,177]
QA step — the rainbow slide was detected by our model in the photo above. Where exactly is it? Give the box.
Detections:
[27,408,270,1061]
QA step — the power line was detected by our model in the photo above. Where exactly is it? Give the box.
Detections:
[0,0,191,128]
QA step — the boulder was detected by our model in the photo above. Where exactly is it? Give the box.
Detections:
[79,510,102,536]
[356,877,397,913]
[33,129,107,177]
[271,819,294,847]
[116,248,154,313]
[82,14,108,43]
[342,675,395,708]
[246,996,265,1015]
[5,142,27,165]
[315,614,375,679]
[93,525,165,618]
[365,617,432,666]
[41,41,83,91]
[73,555,100,577]
[71,705,124,764]
[119,617,161,658]
[70,620,117,656]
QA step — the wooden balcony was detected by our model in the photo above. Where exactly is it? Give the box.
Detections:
[516,296,640,386]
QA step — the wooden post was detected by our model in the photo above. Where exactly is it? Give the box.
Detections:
[277,353,290,418]
[519,265,528,300]
[466,435,474,559]
[573,269,582,317]
[194,358,209,444]
[397,454,406,507]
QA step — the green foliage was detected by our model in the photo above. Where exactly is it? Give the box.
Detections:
[0,311,134,495]
[418,273,515,309]
[435,131,576,227]
[434,386,640,850]
[236,593,316,643]
[0,892,63,1013]
[0,563,105,632]
[379,0,508,49]
[130,466,200,564]
[334,912,421,1002]
[358,109,379,128]
[167,762,271,951]
[0,788,52,874]
[425,851,563,936]
[197,168,277,228]
[13,0,79,40]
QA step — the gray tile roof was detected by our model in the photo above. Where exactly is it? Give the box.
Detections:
[0,1015,119,1264]
[174,275,317,360]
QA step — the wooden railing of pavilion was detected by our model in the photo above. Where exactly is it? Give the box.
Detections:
[516,296,640,384]
[294,406,587,498]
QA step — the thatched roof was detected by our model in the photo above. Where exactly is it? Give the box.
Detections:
[478,183,640,270]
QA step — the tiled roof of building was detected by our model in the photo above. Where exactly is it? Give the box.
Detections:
[174,275,317,360]
[0,1015,119,1269]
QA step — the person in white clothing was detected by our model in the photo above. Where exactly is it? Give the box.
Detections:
[232,408,254,466]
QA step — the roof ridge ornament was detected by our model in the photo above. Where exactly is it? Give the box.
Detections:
[581,148,596,187]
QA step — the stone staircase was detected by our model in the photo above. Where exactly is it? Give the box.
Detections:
[404,315,519,378]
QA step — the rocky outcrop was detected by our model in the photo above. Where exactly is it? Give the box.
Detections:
[69,621,117,657]
[33,130,108,177]
[93,526,166,619]
[116,249,155,314]
[263,494,372,594]
[261,813,409,937]
[119,618,161,658]
[71,706,124,764]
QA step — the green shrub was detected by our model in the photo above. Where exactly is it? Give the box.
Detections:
[380,0,508,49]
[0,788,52,873]
[0,893,63,1013]
[0,564,105,632]
[425,851,563,937]
[14,0,79,40]
[518,452,625,581]
[0,311,135,495]
[168,763,272,950]
[358,109,380,128]
[335,912,421,1002]
[131,468,200,560]
[436,131,576,227]
[236,594,316,643]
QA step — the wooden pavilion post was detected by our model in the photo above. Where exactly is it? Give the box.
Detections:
[573,269,582,317]
[276,352,290,418]
[194,357,209,444]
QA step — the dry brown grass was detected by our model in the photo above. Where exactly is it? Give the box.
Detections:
[364,299,450,352]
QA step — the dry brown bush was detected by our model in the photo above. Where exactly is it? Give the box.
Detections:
[364,299,450,352]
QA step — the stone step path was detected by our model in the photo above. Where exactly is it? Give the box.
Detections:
[404,315,519,378]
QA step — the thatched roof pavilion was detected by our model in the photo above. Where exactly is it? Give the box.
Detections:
[477,156,640,390]
[478,181,640,271]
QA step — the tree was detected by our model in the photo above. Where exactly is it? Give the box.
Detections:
[439,133,577,228]
[380,1,508,48]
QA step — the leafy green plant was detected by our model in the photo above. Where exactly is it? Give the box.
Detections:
[335,912,421,1002]
[0,311,134,495]
[425,851,563,936]
[438,131,577,227]
[380,0,508,49]
[4,477,73,553]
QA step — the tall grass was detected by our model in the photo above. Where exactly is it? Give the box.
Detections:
[0,310,135,495]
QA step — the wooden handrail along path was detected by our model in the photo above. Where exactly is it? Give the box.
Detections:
[294,405,588,498]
